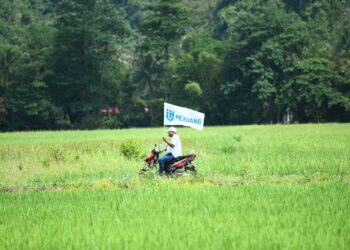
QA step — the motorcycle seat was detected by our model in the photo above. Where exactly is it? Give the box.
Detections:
[174,154,196,161]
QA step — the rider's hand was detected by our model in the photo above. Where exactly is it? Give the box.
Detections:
[162,136,167,142]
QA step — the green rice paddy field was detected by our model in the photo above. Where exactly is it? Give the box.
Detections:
[0,124,349,249]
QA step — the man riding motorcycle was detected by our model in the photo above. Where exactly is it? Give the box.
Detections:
[158,127,181,175]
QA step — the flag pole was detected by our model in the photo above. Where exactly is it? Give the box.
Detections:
[163,102,166,137]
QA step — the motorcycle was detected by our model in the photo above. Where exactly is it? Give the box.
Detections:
[140,144,197,175]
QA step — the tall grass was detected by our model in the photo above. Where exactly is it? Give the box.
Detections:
[0,124,349,190]
[0,184,349,250]
[0,124,349,249]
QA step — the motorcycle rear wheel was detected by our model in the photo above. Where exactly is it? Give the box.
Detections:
[185,164,197,175]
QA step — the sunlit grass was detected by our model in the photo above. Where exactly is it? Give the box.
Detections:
[0,124,349,249]
[0,124,349,190]
[0,184,349,250]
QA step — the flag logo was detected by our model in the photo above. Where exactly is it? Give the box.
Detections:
[166,109,175,121]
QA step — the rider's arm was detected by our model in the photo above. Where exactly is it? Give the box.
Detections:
[163,137,175,148]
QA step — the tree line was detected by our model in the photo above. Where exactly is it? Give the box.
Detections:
[0,0,349,130]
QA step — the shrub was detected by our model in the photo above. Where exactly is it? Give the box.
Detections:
[185,81,202,97]
[120,139,142,159]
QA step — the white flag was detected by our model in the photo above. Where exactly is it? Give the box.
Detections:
[164,103,205,131]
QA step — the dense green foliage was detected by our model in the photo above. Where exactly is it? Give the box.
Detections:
[0,0,349,130]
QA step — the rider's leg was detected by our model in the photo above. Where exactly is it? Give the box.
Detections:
[158,153,174,174]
